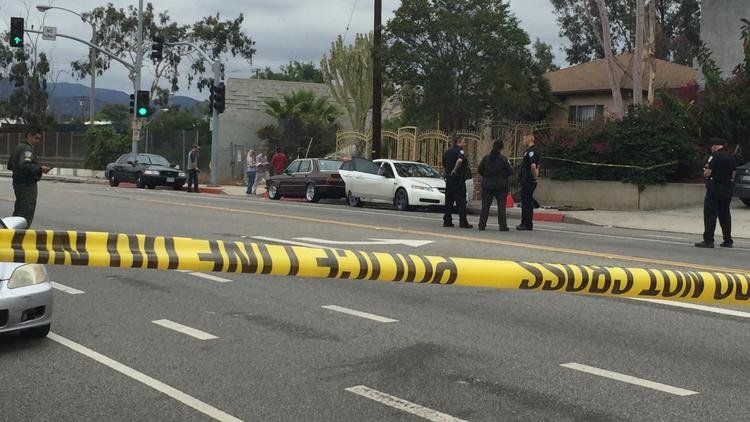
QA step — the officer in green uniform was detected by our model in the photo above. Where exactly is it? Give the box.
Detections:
[7,128,51,228]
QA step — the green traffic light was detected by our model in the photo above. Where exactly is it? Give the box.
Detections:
[12,36,21,45]
[137,107,148,117]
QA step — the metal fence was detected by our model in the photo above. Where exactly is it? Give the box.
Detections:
[0,132,88,169]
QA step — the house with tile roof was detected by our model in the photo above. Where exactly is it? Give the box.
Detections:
[544,53,699,124]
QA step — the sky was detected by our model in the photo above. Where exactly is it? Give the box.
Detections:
[1,0,568,100]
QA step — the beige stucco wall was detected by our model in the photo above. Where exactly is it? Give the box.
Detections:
[215,78,348,182]
[550,91,640,124]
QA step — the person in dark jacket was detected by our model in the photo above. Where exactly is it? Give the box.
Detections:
[442,134,472,228]
[8,128,51,228]
[695,137,736,248]
[477,140,513,231]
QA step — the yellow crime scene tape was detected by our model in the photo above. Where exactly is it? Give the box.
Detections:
[509,156,677,171]
[1,229,749,306]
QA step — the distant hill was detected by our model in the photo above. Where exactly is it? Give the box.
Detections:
[0,81,202,119]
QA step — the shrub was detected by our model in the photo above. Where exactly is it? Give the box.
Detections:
[84,125,130,170]
[543,106,700,187]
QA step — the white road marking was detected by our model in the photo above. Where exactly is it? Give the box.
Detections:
[174,270,191,273]
[51,282,85,295]
[346,385,467,422]
[152,319,219,340]
[560,363,698,396]
[630,298,750,319]
[322,305,398,323]
[296,237,433,247]
[252,236,328,248]
[188,272,232,283]
[47,333,242,422]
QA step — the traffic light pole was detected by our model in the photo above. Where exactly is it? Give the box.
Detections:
[166,41,223,186]
[132,0,144,157]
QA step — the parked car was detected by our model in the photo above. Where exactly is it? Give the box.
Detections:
[735,161,750,206]
[0,216,52,339]
[266,158,346,202]
[339,158,474,211]
[107,153,187,190]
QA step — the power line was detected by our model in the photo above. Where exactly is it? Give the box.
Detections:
[342,0,360,43]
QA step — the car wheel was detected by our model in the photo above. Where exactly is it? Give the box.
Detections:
[136,174,146,189]
[109,172,119,187]
[742,198,750,207]
[347,191,362,207]
[268,183,281,200]
[147,184,156,190]
[305,183,320,203]
[173,183,183,191]
[394,188,411,211]
[19,323,51,339]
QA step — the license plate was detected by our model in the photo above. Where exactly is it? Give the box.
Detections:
[167,177,174,183]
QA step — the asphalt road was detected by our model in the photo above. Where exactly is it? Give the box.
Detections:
[1,180,750,422]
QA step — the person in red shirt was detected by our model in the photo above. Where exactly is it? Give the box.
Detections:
[271,147,288,175]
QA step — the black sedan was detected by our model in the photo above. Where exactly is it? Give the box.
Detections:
[266,158,346,202]
[106,153,187,190]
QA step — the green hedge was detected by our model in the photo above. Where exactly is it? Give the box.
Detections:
[543,106,701,187]
[84,126,131,171]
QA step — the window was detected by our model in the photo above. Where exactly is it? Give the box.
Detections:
[568,105,604,122]
[378,163,395,178]
[286,160,301,173]
[117,154,133,164]
[393,162,442,178]
[298,160,312,173]
[318,160,343,172]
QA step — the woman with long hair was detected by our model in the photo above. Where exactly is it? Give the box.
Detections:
[477,139,513,231]
[245,149,257,195]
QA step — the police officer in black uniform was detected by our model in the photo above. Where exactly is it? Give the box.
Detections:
[695,138,736,248]
[517,132,540,231]
[7,128,51,228]
[442,134,472,228]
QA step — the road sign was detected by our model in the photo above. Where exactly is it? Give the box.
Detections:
[133,129,141,139]
[42,26,57,41]
[131,120,143,131]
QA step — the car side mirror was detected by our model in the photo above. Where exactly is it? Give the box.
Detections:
[284,169,291,175]
[170,164,177,168]
[127,161,135,165]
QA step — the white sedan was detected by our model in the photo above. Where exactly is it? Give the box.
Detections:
[0,217,53,339]
[339,158,474,211]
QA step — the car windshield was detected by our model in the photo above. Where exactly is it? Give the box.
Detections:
[139,154,170,166]
[393,162,442,178]
[318,160,343,172]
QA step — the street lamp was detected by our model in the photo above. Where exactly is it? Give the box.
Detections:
[36,5,97,124]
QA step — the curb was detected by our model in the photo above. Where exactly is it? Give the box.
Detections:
[467,206,596,226]
[116,182,226,195]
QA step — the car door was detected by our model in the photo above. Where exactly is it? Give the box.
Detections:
[370,162,398,200]
[338,160,362,196]
[276,160,301,195]
[291,159,313,196]
[112,154,129,179]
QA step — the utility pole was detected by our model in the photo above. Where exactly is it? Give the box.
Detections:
[210,61,221,186]
[132,0,144,156]
[371,0,382,159]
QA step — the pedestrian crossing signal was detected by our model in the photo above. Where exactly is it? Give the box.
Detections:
[10,17,24,48]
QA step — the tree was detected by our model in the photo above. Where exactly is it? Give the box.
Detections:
[385,0,553,131]
[260,90,340,157]
[550,0,701,66]
[0,30,54,128]
[533,39,560,72]
[255,61,324,83]
[71,4,255,102]
[320,33,373,132]
[595,0,625,117]
[97,104,130,133]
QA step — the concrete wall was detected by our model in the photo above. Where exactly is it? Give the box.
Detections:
[700,0,748,79]
[216,78,346,183]
[535,178,705,210]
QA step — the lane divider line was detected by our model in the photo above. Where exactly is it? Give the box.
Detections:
[47,333,242,422]
[188,273,233,283]
[152,319,219,340]
[322,305,398,323]
[629,298,750,319]
[346,385,467,422]
[51,282,85,295]
[560,362,699,396]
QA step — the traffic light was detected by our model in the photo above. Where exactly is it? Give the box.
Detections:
[212,82,225,113]
[150,35,164,61]
[129,94,135,114]
[135,90,151,118]
[10,17,24,48]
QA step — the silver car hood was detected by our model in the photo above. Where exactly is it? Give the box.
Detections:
[406,177,445,188]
